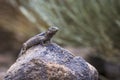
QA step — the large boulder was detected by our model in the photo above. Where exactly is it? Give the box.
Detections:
[4,43,98,80]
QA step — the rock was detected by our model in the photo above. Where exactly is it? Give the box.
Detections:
[4,43,98,80]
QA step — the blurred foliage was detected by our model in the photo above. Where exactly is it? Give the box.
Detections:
[12,0,120,62]
[0,0,40,41]
[0,0,33,54]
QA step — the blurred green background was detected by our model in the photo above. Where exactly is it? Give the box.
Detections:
[0,0,120,80]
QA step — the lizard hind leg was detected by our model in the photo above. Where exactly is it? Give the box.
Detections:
[18,43,27,57]
[18,47,26,57]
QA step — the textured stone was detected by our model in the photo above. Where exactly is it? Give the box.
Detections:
[4,43,98,80]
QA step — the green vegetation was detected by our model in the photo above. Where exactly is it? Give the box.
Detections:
[14,0,120,62]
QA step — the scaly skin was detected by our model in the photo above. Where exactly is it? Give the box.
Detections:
[18,26,59,57]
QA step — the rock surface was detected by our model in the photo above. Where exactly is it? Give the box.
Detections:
[4,43,98,80]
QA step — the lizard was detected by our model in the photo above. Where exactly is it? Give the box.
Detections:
[18,26,59,57]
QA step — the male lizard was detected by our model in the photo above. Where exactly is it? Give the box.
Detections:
[18,26,59,57]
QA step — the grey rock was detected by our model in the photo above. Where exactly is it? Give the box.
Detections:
[4,43,98,80]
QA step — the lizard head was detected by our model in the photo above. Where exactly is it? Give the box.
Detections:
[45,26,59,40]
[47,26,59,34]
[48,26,59,32]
